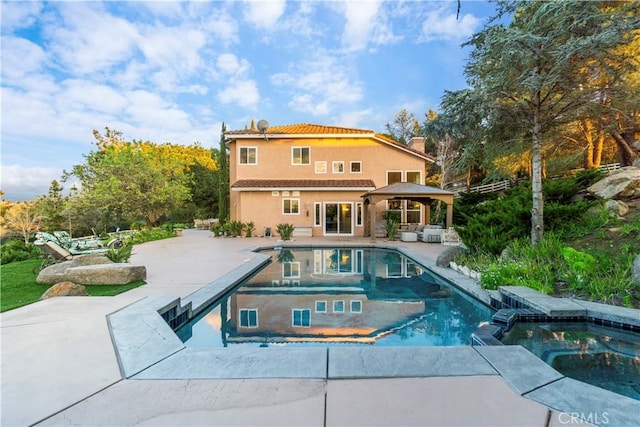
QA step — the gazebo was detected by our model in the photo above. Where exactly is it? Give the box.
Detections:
[361,182,455,241]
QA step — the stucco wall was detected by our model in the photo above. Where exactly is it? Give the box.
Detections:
[228,135,429,236]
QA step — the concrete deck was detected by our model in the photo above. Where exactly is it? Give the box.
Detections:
[1,230,636,426]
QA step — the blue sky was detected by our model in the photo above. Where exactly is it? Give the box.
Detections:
[1,0,499,201]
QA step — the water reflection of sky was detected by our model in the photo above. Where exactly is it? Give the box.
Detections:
[179,247,493,349]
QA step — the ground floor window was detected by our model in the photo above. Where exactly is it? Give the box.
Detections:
[239,309,258,328]
[283,199,300,215]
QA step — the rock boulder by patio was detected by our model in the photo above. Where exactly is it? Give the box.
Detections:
[40,282,88,299]
[37,257,147,285]
[587,167,640,200]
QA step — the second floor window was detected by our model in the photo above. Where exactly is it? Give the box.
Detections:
[292,147,310,165]
[239,147,257,164]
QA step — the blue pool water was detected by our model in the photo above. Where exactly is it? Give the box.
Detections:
[178,247,493,348]
[501,322,640,400]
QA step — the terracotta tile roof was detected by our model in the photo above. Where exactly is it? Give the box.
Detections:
[232,179,376,189]
[225,123,374,135]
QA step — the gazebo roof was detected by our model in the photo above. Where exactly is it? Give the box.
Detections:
[362,182,454,198]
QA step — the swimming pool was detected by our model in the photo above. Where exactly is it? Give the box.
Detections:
[501,322,640,400]
[178,247,493,348]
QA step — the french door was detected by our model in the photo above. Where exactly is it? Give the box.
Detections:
[324,203,353,235]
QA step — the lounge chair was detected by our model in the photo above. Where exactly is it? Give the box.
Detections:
[33,241,74,273]
[36,241,74,262]
[35,231,110,254]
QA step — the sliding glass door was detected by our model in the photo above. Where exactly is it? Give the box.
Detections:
[324,203,353,235]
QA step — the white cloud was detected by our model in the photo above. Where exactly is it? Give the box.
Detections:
[44,3,140,75]
[217,80,260,109]
[419,8,481,43]
[336,0,402,53]
[199,11,239,44]
[338,109,375,129]
[137,26,206,72]
[0,1,43,32]
[59,80,128,115]
[270,53,363,117]
[1,164,67,202]
[243,0,286,30]
[216,53,250,76]
[0,36,48,83]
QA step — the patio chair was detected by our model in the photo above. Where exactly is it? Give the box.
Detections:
[37,241,74,262]
[33,241,74,273]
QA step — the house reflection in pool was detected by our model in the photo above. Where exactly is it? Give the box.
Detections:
[220,248,456,345]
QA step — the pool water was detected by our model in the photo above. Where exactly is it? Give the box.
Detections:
[178,247,493,348]
[501,322,640,400]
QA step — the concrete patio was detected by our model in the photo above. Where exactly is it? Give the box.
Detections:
[1,229,636,426]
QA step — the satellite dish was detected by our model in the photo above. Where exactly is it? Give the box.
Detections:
[256,119,269,133]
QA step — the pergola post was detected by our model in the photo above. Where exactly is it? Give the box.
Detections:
[369,197,377,242]
[424,202,431,225]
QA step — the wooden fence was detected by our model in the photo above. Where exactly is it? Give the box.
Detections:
[454,162,621,197]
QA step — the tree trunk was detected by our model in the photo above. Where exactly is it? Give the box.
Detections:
[531,90,544,245]
[611,131,638,166]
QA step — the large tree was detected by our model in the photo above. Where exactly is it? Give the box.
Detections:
[384,109,420,145]
[4,201,42,243]
[66,129,195,228]
[465,0,639,244]
[217,122,230,223]
[34,180,67,232]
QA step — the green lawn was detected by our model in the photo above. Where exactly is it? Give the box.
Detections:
[1,259,145,312]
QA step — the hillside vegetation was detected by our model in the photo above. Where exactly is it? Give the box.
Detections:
[453,170,639,308]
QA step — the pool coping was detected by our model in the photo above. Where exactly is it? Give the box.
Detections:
[106,242,640,427]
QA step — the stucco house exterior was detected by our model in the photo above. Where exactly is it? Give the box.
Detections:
[224,123,440,238]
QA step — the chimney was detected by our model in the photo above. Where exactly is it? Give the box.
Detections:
[408,137,425,153]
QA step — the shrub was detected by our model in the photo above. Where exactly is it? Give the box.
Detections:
[130,220,146,230]
[276,223,295,241]
[225,220,244,237]
[129,227,175,244]
[210,221,225,237]
[244,221,256,237]
[105,243,133,263]
[0,240,40,265]
[384,217,399,241]
[543,177,580,202]
[574,168,605,189]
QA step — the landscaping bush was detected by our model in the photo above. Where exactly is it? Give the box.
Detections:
[574,168,605,189]
[542,177,580,202]
[0,240,40,265]
[384,217,399,241]
[105,242,133,263]
[244,221,256,237]
[129,227,175,244]
[276,223,295,241]
[224,220,244,237]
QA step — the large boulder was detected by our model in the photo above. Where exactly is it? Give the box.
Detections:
[587,167,640,200]
[37,258,146,285]
[40,281,88,300]
[37,255,113,284]
[605,199,629,218]
[436,245,467,267]
[64,264,147,285]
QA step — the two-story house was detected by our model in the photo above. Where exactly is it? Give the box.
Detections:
[225,123,445,238]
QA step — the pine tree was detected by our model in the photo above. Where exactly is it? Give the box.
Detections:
[217,123,230,223]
